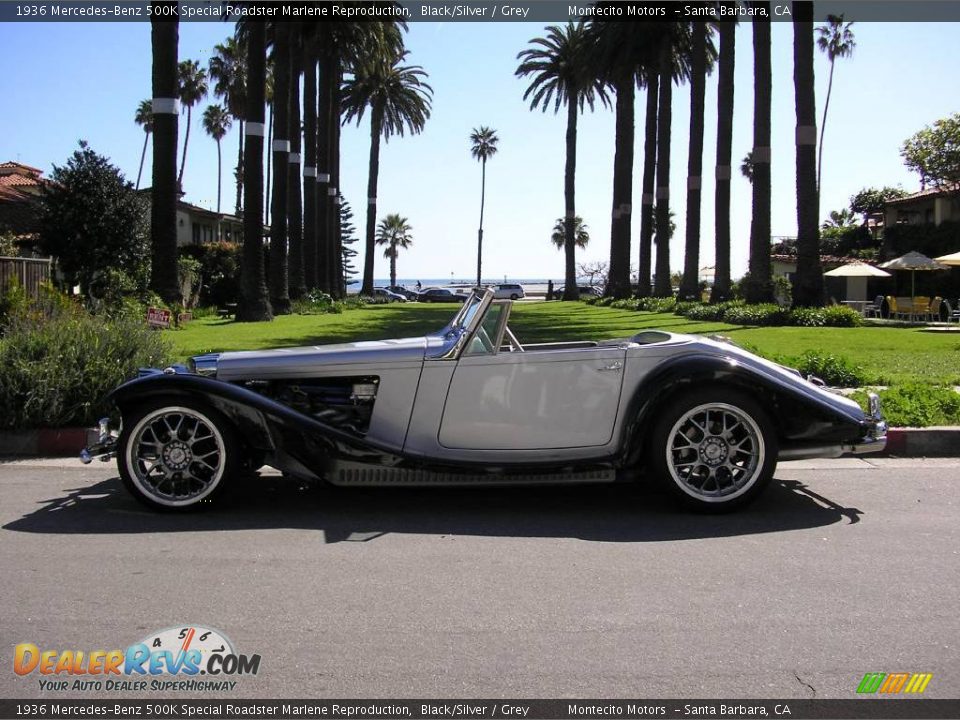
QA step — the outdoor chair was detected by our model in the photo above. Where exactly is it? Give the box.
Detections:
[949,299,960,323]
[925,297,942,322]
[886,296,901,319]
[864,295,884,319]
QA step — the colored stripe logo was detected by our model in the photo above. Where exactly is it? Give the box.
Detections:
[857,672,933,694]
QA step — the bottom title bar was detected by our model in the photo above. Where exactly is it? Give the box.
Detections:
[2,700,960,720]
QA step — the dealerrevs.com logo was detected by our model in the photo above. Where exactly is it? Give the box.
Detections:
[13,625,261,692]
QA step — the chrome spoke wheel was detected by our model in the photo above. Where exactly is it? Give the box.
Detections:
[665,402,765,503]
[125,407,227,508]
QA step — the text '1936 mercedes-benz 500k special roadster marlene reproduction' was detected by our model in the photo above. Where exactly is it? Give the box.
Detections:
[82,289,886,512]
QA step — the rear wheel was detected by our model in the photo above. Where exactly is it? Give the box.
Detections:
[647,388,777,512]
[118,402,242,512]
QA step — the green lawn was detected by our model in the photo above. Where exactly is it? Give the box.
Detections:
[166,301,960,386]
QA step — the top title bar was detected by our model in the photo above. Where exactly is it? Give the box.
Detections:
[4,0,960,22]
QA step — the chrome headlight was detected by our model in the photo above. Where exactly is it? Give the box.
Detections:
[188,353,220,377]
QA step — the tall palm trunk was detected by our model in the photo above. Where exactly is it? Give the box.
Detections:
[288,37,305,300]
[817,59,837,193]
[265,104,272,225]
[747,3,773,303]
[317,50,333,293]
[793,2,823,307]
[390,249,397,288]
[475,158,487,288]
[326,59,344,297]
[711,19,735,303]
[680,23,707,301]
[361,111,383,296]
[302,42,318,290]
[237,20,272,322]
[653,40,674,298]
[215,138,222,213]
[234,120,244,216]
[269,23,291,314]
[136,130,150,190]
[149,8,180,305]
[562,95,579,301]
[177,105,192,191]
[637,73,658,299]
[607,74,634,299]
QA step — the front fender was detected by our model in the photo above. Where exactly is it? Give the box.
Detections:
[108,373,402,464]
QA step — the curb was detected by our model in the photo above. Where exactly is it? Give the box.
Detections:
[0,427,957,459]
[0,428,96,457]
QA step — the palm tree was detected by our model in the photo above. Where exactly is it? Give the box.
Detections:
[793,1,823,307]
[816,14,855,193]
[746,2,774,303]
[679,21,711,301]
[287,27,305,300]
[201,104,232,214]
[342,49,432,296]
[469,126,499,289]
[237,19,272,322]
[149,10,180,305]
[653,33,676,298]
[711,17,736,303]
[301,36,318,290]
[637,69,658,298]
[740,151,754,182]
[134,100,153,191]
[313,22,405,297]
[516,23,608,303]
[268,22,291,314]
[176,59,207,191]
[375,213,413,288]
[822,208,857,228]
[551,216,589,249]
[209,35,247,215]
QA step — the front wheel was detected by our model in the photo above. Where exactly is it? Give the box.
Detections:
[117,403,242,512]
[647,388,778,512]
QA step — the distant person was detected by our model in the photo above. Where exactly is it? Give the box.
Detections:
[416,280,422,292]
[546,279,554,301]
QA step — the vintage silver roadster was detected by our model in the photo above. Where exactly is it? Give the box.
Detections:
[83,289,886,512]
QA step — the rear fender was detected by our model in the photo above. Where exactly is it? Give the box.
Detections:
[618,353,862,467]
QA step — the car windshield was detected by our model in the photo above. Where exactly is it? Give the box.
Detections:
[450,292,484,333]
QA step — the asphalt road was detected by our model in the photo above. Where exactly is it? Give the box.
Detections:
[1,457,958,700]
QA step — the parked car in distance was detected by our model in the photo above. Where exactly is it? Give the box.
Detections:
[84,288,887,514]
[555,285,602,299]
[491,283,525,300]
[370,288,407,303]
[417,287,469,303]
[386,285,419,301]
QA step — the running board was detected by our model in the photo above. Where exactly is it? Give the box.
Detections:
[331,463,616,487]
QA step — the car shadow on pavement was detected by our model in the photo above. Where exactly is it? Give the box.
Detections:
[3,473,862,543]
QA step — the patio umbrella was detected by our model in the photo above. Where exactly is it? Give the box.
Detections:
[934,250,960,266]
[823,262,891,302]
[879,251,949,307]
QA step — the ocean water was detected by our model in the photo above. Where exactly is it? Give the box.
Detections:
[347,278,566,295]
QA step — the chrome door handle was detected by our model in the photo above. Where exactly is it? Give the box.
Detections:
[598,362,623,372]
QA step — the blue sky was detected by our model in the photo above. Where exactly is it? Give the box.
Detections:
[2,20,958,282]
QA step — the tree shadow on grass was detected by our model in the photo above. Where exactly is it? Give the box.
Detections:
[3,473,861,544]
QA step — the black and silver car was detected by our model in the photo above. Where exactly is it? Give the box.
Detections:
[83,289,886,513]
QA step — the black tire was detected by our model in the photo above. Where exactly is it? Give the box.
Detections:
[510,294,519,300]
[117,401,243,512]
[646,387,778,512]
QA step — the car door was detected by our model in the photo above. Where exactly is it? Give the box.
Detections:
[438,303,626,450]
